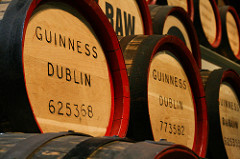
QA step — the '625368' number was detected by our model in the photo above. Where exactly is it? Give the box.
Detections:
[49,99,93,118]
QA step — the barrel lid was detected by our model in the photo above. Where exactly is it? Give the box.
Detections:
[0,0,130,137]
[194,0,222,48]
[204,69,240,159]
[147,35,207,157]
[148,0,194,21]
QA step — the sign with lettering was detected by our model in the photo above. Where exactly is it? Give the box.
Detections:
[97,0,144,36]
[23,2,112,136]
[219,82,240,158]
[148,51,195,149]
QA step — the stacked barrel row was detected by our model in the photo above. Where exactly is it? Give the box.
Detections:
[0,0,239,159]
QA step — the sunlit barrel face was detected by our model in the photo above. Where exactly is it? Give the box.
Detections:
[97,0,144,36]
[167,0,188,12]
[162,15,192,53]
[23,2,112,136]
[148,51,195,149]
[219,83,240,158]
[226,12,240,56]
[199,0,217,45]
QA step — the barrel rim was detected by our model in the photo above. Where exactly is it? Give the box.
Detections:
[221,6,240,60]
[147,35,208,157]
[147,0,194,21]
[208,0,222,48]
[136,0,153,35]
[204,68,240,159]
[154,144,199,159]
[194,0,222,48]
[164,6,201,68]
[21,0,130,137]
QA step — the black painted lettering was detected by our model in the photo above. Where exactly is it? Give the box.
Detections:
[124,11,135,35]
[35,26,42,41]
[175,77,178,87]
[69,38,74,51]
[183,81,186,89]
[48,62,54,76]
[159,95,163,106]
[165,74,169,84]
[116,8,123,36]
[80,72,83,85]
[57,65,63,79]
[77,41,82,53]
[85,44,90,56]
[92,46,98,59]
[74,70,79,84]
[170,75,174,85]
[54,33,57,45]
[153,69,157,80]
[66,67,71,81]
[59,34,66,48]
[85,74,91,87]
[45,29,52,43]
[105,2,114,27]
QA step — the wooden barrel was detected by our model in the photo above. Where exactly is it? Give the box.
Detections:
[0,0,130,137]
[119,35,208,157]
[216,0,228,6]
[0,132,200,159]
[0,0,11,21]
[222,0,240,17]
[95,0,152,36]
[216,6,240,61]
[201,69,240,159]
[149,5,201,68]
[193,0,222,49]
[147,0,194,21]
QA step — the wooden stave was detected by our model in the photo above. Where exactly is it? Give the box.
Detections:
[0,132,200,159]
[147,0,194,21]
[0,0,130,137]
[216,6,240,61]
[193,0,222,49]
[96,0,153,35]
[119,34,208,157]
[149,5,201,68]
[200,69,240,159]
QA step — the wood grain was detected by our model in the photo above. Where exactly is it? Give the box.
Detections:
[162,15,192,52]
[98,0,144,36]
[219,82,240,159]
[167,0,188,12]
[148,51,195,149]
[23,2,112,136]
[199,0,217,44]
[226,11,239,56]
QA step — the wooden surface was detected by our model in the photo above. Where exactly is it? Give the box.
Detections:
[162,15,192,52]
[199,0,217,44]
[167,0,188,12]
[149,5,201,68]
[148,51,195,149]
[98,0,144,36]
[219,82,240,159]
[0,0,11,20]
[226,11,239,56]
[0,133,199,159]
[23,2,112,136]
